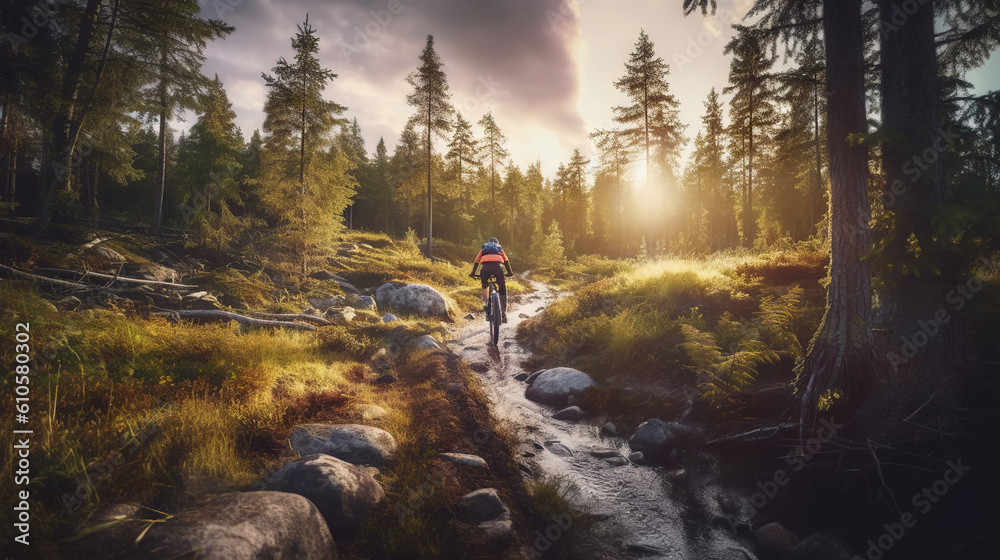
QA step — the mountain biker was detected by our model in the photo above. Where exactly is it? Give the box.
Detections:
[469,237,514,323]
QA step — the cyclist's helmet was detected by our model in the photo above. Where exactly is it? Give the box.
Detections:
[488,237,499,244]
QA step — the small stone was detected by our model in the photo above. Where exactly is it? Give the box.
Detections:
[513,373,528,382]
[628,452,646,465]
[376,374,397,384]
[439,453,488,469]
[477,519,514,543]
[518,313,529,319]
[445,383,462,394]
[552,406,584,421]
[544,441,573,457]
[382,313,399,322]
[589,447,620,458]
[602,422,618,437]
[358,405,388,421]
[470,362,489,373]
[605,456,629,466]
[754,522,800,556]
[464,313,476,320]
[457,488,510,524]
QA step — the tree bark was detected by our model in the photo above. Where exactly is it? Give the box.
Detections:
[426,98,433,259]
[795,0,883,430]
[152,48,168,236]
[878,0,961,400]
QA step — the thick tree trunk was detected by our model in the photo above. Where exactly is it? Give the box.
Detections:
[795,0,882,430]
[426,100,433,259]
[877,0,960,400]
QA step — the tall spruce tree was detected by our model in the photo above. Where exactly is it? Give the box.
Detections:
[259,15,354,273]
[612,29,684,250]
[176,75,245,254]
[478,110,510,214]
[406,35,454,259]
[447,112,479,244]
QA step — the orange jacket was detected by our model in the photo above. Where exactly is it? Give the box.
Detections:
[474,248,509,264]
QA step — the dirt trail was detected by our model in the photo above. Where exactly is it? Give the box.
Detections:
[447,281,757,559]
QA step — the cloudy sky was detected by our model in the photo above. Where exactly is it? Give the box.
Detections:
[189,0,1000,178]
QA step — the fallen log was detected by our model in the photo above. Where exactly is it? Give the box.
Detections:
[152,309,316,331]
[32,267,198,290]
[705,423,799,446]
[249,311,332,326]
[1,264,97,291]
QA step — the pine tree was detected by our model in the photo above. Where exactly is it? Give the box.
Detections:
[259,15,354,273]
[370,137,393,234]
[724,30,779,247]
[590,127,632,254]
[612,30,685,250]
[336,117,368,229]
[406,35,454,259]
[447,112,479,244]
[562,149,591,254]
[146,1,234,236]
[478,110,510,214]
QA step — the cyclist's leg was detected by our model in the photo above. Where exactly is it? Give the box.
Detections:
[479,272,490,309]
[496,272,507,313]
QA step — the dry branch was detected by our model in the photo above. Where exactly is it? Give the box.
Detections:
[32,267,198,290]
[152,309,316,331]
[248,311,332,326]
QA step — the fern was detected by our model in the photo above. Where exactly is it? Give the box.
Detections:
[755,286,804,359]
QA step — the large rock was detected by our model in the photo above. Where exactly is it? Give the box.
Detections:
[256,454,385,540]
[290,424,397,468]
[627,419,693,461]
[124,491,336,559]
[457,488,510,524]
[375,282,450,318]
[525,367,597,406]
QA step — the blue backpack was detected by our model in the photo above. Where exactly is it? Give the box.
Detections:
[482,241,502,256]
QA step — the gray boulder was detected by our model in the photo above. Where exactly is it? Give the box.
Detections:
[375,282,450,318]
[457,488,510,524]
[125,491,336,559]
[525,367,597,406]
[628,419,693,461]
[257,454,384,540]
[382,313,399,322]
[290,424,397,468]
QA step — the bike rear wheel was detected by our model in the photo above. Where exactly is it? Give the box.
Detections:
[489,290,501,345]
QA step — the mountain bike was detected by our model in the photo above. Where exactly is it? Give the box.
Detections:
[474,273,502,346]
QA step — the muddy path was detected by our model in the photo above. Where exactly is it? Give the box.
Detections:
[446,281,757,559]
